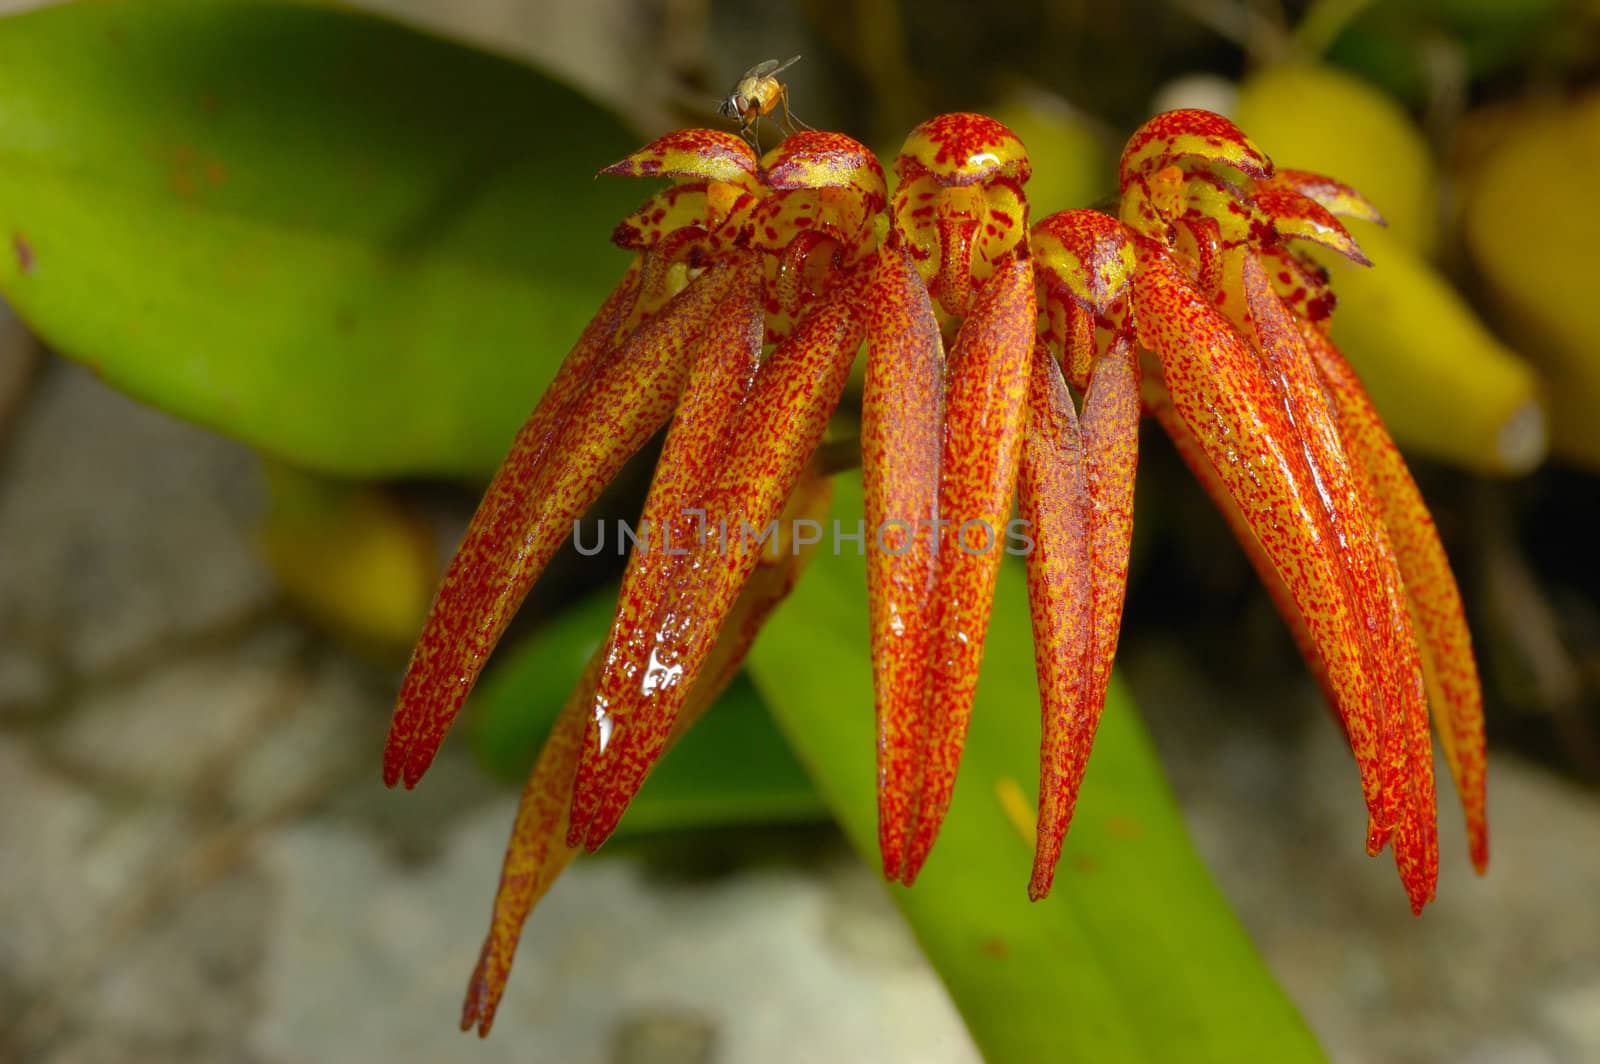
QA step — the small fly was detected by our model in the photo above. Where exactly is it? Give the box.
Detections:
[717,55,811,153]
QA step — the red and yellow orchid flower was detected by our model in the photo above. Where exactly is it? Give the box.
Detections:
[383,108,1488,1036]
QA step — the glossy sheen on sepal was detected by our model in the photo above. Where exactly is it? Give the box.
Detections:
[567,261,766,848]
[896,112,1032,187]
[762,130,889,211]
[567,284,865,850]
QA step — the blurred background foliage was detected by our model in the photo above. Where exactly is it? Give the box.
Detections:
[2,0,1599,1058]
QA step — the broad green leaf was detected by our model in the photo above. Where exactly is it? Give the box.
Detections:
[747,472,1324,1064]
[467,584,826,836]
[0,0,641,477]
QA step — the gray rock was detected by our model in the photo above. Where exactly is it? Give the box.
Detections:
[248,805,980,1064]
[0,361,273,680]
[49,627,301,796]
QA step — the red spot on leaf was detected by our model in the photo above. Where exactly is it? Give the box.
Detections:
[12,232,33,275]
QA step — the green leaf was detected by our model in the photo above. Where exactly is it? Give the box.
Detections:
[747,472,1325,1064]
[0,0,642,478]
[466,584,827,836]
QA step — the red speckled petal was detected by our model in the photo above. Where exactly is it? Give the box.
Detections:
[1252,187,1370,265]
[567,258,765,846]
[1032,209,1136,314]
[1346,426,1438,912]
[1069,330,1139,864]
[936,210,979,318]
[600,128,760,187]
[1255,244,1338,326]
[675,468,838,727]
[1240,250,1423,863]
[762,131,888,213]
[459,656,591,1037]
[1119,109,1271,192]
[1266,169,1386,226]
[1018,340,1090,896]
[571,287,864,849]
[900,254,1037,885]
[897,112,1031,188]
[862,242,946,880]
[459,472,834,1037]
[613,184,720,252]
[1306,326,1488,873]
[1144,377,1333,699]
[385,263,734,789]
[1132,239,1400,837]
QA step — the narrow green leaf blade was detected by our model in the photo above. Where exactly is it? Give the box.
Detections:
[747,472,1324,1063]
[0,0,641,477]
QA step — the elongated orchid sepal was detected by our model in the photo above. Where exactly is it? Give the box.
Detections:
[599,128,761,188]
[1238,250,1432,887]
[1133,237,1403,838]
[868,114,1038,884]
[1265,169,1386,227]
[460,470,834,1037]
[1019,339,1091,893]
[385,261,740,789]
[1305,325,1488,874]
[459,658,590,1037]
[862,241,946,879]
[1024,210,1140,900]
[566,259,765,845]
[568,286,865,849]
[899,253,1037,885]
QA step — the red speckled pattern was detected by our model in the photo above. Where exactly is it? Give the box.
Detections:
[1017,340,1090,895]
[459,472,834,1037]
[1021,313,1140,899]
[1252,186,1370,265]
[1133,237,1403,839]
[567,262,765,846]
[458,655,590,1037]
[897,254,1036,885]
[897,111,1031,188]
[1118,108,1271,192]
[1267,168,1387,226]
[1307,324,1487,875]
[1240,250,1433,905]
[1033,208,1136,313]
[763,130,888,212]
[384,264,731,789]
[389,111,1494,1026]
[567,284,865,850]
[861,242,945,880]
[599,127,760,187]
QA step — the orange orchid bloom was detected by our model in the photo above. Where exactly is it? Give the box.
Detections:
[384,109,1487,1036]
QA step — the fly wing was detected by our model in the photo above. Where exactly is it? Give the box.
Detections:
[769,55,803,77]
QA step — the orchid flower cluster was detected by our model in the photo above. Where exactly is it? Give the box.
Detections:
[381,109,1488,1035]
